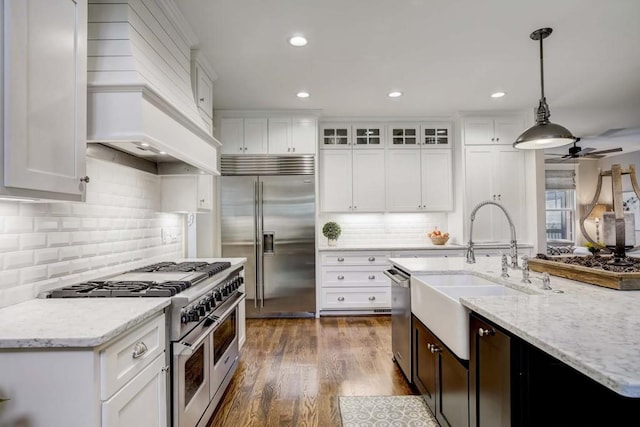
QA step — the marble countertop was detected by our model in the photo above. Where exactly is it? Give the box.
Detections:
[0,257,247,349]
[389,256,640,398]
[0,298,170,348]
[318,242,534,251]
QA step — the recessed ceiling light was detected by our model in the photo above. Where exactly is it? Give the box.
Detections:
[491,91,506,98]
[289,36,308,47]
[140,142,149,147]
[296,91,310,98]
[388,91,403,98]
[159,151,167,155]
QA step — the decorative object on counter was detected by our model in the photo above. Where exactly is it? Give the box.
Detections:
[513,27,576,150]
[585,241,605,256]
[467,200,519,268]
[530,254,640,290]
[580,164,640,265]
[322,221,342,246]
[428,227,449,245]
[587,203,610,242]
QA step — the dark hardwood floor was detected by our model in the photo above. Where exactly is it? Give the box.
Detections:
[206,316,415,427]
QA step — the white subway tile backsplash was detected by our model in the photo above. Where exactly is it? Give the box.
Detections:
[0,235,20,253]
[21,233,47,250]
[0,157,185,307]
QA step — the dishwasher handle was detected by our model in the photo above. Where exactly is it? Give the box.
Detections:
[384,269,410,288]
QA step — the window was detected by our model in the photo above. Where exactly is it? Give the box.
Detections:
[545,170,576,241]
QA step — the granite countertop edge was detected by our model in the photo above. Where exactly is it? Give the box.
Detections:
[318,242,534,251]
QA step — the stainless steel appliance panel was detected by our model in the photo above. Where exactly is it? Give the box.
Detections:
[220,176,258,306]
[260,175,316,316]
[386,267,412,382]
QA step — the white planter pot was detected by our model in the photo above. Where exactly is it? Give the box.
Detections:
[328,238,338,246]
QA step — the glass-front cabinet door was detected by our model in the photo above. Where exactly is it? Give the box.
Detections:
[352,123,384,147]
[421,125,451,147]
[388,123,420,147]
[320,123,351,148]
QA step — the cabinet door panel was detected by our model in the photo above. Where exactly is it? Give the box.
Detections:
[4,0,87,195]
[352,150,385,212]
[267,117,291,154]
[219,118,244,154]
[494,118,524,145]
[463,119,494,145]
[320,150,352,212]
[421,150,452,211]
[244,118,268,154]
[439,347,469,427]
[494,149,525,242]
[196,66,213,117]
[292,117,317,154]
[465,148,494,242]
[387,149,422,211]
[414,318,437,412]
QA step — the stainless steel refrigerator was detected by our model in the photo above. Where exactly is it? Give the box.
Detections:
[220,156,316,318]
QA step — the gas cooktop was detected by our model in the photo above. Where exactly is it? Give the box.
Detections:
[48,261,232,298]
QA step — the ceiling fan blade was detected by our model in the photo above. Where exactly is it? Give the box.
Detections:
[584,147,623,156]
[575,147,596,155]
[545,157,577,164]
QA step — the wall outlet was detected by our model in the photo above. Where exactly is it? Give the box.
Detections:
[161,227,179,244]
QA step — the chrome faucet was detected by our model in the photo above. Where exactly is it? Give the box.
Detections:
[466,200,519,268]
[521,255,532,284]
[501,254,510,278]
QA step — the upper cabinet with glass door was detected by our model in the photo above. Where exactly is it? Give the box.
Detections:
[387,123,451,148]
[320,123,385,149]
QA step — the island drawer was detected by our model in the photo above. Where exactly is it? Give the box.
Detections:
[321,266,389,287]
[321,287,391,309]
[321,251,390,266]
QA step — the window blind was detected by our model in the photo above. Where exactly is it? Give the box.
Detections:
[545,170,575,190]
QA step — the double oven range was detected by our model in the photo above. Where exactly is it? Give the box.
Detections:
[45,259,246,427]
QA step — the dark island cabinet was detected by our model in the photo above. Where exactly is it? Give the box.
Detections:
[413,315,469,427]
[470,312,640,427]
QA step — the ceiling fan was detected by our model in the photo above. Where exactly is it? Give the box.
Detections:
[545,137,623,163]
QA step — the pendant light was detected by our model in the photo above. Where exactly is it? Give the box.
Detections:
[513,28,577,149]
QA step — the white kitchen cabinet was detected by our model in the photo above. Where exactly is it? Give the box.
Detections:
[387,149,452,212]
[463,116,525,145]
[352,123,385,148]
[320,122,351,148]
[161,174,213,213]
[1,0,88,201]
[0,313,168,427]
[320,149,385,212]
[465,146,526,242]
[191,50,216,134]
[387,123,451,148]
[319,251,391,314]
[219,118,268,154]
[268,116,317,154]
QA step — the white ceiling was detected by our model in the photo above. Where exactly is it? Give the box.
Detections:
[176,0,640,155]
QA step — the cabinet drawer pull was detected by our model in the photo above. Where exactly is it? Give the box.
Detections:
[430,345,441,353]
[80,176,90,183]
[368,256,376,262]
[337,296,345,301]
[337,257,344,262]
[427,343,433,351]
[132,341,148,359]
[478,327,495,337]
[337,275,344,280]
[368,275,375,280]
[199,97,205,102]
[368,296,376,301]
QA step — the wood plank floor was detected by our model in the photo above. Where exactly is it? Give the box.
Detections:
[206,316,416,427]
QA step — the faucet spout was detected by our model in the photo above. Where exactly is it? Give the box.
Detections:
[466,200,518,267]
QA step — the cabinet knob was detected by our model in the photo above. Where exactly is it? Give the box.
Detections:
[292,147,296,152]
[80,176,90,183]
[368,296,376,301]
[199,97,205,102]
[200,199,205,204]
[368,256,375,262]
[287,147,291,152]
[496,137,500,141]
[132,341,148,359]
[497,194,501,200]
[337,257,344,262]
[491,137,495,142]
[478,327,495,337]
[427,343,432,351]
[353,205,357,209]
[422,205,426,208]
[368,275,375,280]
[337,296,345,301]
[240,147,243,151]
[430,345,441,353]
[337,275,344,280]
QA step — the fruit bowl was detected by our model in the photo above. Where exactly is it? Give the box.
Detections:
[430,235,449,245]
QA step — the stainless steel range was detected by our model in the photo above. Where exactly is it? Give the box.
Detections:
[45,259,245,427]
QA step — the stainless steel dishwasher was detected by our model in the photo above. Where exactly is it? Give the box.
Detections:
[384,267,412,383]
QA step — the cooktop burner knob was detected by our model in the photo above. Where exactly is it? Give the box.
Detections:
[197,305,206,317]
[181,312,189,324]
[222,287,229,297]
[214,291,222,301]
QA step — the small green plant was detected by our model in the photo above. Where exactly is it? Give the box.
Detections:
[585,241,605,255]
[322,221,342,240]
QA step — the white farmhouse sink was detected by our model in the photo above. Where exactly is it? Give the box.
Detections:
[411,274,526,360]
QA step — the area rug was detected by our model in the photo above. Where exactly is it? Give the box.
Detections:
[339,395,438,426]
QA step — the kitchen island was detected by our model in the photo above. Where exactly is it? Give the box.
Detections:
[390,256,640,396]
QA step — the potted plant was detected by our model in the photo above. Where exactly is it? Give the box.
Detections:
[322,221,341,246]
[585,241,605,256]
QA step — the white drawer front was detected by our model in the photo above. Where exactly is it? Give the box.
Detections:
[321,252,390,266]
[100,314,165,400]
[321,266,389,287]
[321,287,391,309]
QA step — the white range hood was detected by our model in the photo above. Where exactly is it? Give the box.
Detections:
[86,0,220,175]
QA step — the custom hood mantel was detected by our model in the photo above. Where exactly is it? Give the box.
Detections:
[86,0,219,175]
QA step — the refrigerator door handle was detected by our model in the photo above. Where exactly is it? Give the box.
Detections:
[263,232,275,255]
[259,181,265,307]
[254,179,260,309]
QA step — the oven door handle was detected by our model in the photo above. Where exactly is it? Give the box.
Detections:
[211,292,246,326]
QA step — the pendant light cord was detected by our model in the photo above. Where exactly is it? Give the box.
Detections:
[536,33,550,124]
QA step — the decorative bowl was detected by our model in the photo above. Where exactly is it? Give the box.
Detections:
[430,235,449,245]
